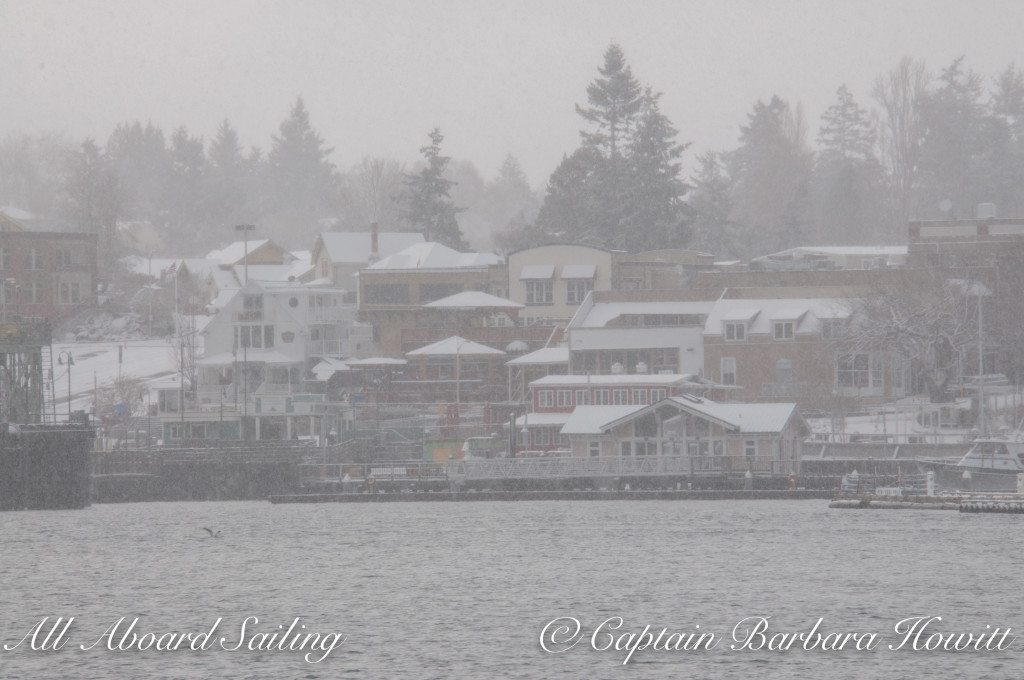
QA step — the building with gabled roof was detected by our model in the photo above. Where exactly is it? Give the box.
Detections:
[560,395,805,476]
[310,228,425,290]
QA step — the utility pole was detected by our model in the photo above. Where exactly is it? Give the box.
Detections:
[235,224,256,285]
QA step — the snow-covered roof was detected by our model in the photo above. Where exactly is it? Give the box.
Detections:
[573,300,714,328]
[519,264,555,279]
[0,205,35,221]
[561,405,645,435]
[206,239,271,265]
[530,373,701,387]
[505,347,570,366]
[310,358,350,381]
[317,231,425,263]
[406,336,505,357]
[424,291,523,309]
[368,242,501,270]
[515,412,572,428]
[345,357,408,366]
[602,396,800,434]
[666,397,799,433]
[705,298,851,336]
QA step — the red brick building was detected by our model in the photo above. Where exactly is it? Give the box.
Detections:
[0,231,98,323]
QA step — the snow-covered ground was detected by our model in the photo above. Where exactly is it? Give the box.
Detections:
[51,340,181,416]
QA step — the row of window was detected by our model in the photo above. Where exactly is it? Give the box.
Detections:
[525,279,593,306]
[584,439,759,457]
[720,353,895,390]
[536,387,669,408]
[722,320,846,341]
[0,281,81,305]
[0,247,77,271]
[234,325,275,349]
[520,429,569,446]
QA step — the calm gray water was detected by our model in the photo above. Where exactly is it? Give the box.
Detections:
[0,499,1019,679]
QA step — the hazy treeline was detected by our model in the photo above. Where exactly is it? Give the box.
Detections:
[2,48,1023,262]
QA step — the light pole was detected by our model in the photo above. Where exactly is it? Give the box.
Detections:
[57,351,74,421]
[235,224,256,285]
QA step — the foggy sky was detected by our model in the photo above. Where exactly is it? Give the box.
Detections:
[2,0,1023,186]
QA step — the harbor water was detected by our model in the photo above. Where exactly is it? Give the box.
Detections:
[0,499,1019,679]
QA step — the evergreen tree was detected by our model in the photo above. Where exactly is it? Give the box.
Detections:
[164,126,207,251]
[402,128,467,250]
[106,121,170,223]
[811,85,886,243]
[532,44,689,251]
[205,119,251,232]
[265,97,338,243]
[576,43,644,160]
[688,151,735,258]
[727,96,813,257]
[60,138,120,269]
[623,89,691,250]
[918,57,985,218]
[977,64,1024,216]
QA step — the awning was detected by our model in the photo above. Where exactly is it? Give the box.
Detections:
[561,263,596,279]
[519,264,555,279]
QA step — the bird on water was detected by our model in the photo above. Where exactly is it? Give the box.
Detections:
[202,528,221,538]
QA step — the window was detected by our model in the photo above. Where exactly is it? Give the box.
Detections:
[612,389,629,405]
[620,441,632,457]
[234,325,275,349]
[566,279,593,304]
[24,248,43,270]
[537,390,554,407]
[190,424,206,440]
[556,390,572,407]
[776,359,793,383]
[22,282,39,304]
[0,248,10,270]
[239,294,263,320]
[55,249,73,269]
[589,441,600,458]
[593,389,610,405]
[575,389,590,406]
[632,389,648,405]
[724,322,746,341]
[168,424,183,440]
[525,280,553,305]
[419,282,463,303]
[363,283,409,304]
[773,321,794,340]
[745,440,757,457]
[820,319,845,340]
[837,352,882,389]
[652,389,667,402]
[721,358,736,386]
[58,282,81,304]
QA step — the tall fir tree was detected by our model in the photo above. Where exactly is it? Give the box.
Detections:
[61,138,120,269]
[727,96,813,257]
[811,85,886,243]
[534,44,689,251]
[688,151,735,258]
[402,128,467,250]
[265,97,338,244]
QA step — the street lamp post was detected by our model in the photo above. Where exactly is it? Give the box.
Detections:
[235,224,256,285]
[57,351,74,421]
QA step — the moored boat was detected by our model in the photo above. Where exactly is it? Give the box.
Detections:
[917,436,1024,492]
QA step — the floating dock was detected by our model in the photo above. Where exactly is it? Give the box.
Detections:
[830,492,1024,513]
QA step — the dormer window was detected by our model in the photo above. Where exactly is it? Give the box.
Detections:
[724,322,746,341]
[773,321,794,340]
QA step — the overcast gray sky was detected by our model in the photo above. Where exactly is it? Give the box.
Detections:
[3,0,1023,186]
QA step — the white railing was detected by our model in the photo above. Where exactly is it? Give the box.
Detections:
[451,455,796,480]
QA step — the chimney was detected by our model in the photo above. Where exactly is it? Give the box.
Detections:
[369,222,379,263]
